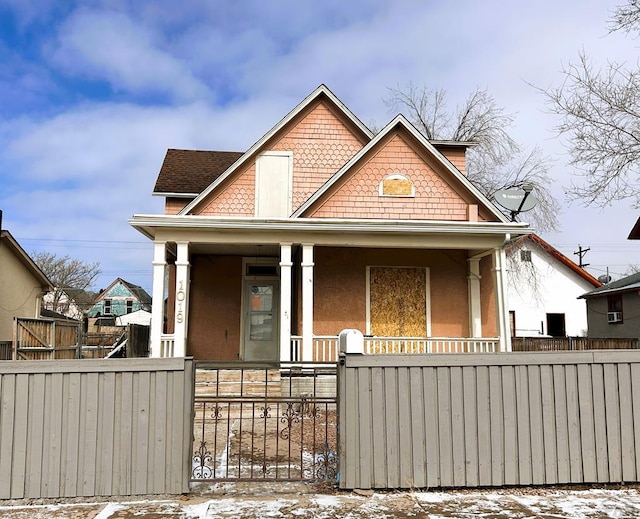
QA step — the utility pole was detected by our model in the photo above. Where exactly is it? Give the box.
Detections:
[574,244,590,269]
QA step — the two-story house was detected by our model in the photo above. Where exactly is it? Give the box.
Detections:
[129,85,530,361]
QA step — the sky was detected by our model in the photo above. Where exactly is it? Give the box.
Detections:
[0,0,638,293]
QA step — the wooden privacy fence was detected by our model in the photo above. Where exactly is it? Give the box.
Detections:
[339,350,640,490]
[0,357,194,499]
[14,318,80,360]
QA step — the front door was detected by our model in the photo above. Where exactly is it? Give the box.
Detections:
[243,280,279,361]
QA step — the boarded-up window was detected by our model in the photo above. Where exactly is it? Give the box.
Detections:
[369,267,427,336]
[379,174,415,197]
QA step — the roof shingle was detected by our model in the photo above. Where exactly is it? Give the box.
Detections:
[153,149,243,195]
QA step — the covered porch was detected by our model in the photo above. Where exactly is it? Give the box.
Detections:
[129,216,527,360]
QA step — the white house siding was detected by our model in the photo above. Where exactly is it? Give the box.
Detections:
[506,245,594,337]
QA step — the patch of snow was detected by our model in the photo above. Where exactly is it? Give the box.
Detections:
[311,495,342,507]
[93,502,126,519]
[183,500,212,518]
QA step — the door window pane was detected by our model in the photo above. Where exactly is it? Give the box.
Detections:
[250,314,273,341]
[251,286,273,311]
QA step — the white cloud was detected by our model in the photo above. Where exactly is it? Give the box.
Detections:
[2,0,640,291]
[49,8,210,102]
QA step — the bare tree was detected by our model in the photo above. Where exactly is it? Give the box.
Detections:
[609,0,640,34]
[386,83,560,231]
[32,252,101,311]
[542,1,640,207]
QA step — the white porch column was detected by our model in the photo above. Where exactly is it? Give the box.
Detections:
[301,244,314,362]
[173,241,191,357]
[493,246,511,352]
[468,258,482,338]
[279,243,293,362]
[150,241,167,358]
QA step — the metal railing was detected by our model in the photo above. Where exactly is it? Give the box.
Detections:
[191,362,338,482]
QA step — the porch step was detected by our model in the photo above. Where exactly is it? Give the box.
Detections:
[195,368,282,397]
[279,372,336,398]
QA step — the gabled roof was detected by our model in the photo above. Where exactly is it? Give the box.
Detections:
[153,149,243,197]
[94,277,151,304]
[292,114,509,222]
[506,233,602,288]
[56,287,97,306]
[0,230,52,290]
[40,308,82,322]
[179,84,373,215]
[628,216,640,239]
[580,271,640,298]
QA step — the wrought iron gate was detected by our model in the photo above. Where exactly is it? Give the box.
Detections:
[190,362,338,483]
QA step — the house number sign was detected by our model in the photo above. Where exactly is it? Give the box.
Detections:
[176,281,185,323]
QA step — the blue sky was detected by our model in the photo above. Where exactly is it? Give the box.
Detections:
[0,0,638,292]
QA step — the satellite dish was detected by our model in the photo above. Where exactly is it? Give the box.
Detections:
[598,275,612,284]
[494,185,538,221]
[494,188,538,212]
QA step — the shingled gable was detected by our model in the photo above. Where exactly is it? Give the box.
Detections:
[292,114,510,222]
[153,149,243,196]
[178,84,373,216]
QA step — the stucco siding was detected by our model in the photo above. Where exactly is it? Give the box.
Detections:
[313,247,471,338]
[0,245,42,342]
[480,254,497,337]
[187,255,242,360]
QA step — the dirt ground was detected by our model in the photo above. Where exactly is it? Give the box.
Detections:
[1,483,640,518]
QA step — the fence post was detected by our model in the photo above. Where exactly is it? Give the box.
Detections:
[12,317,17,360]
[76,323,82,359]
[52,319,57,359]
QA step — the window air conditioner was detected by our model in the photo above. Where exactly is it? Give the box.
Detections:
[608,312,623,323]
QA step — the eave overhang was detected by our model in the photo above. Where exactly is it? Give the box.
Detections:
[129,214,530,250]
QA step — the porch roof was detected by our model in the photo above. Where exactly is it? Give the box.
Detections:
[129,214,530,251]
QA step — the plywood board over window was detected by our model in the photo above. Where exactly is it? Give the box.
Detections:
[368,267,428,337]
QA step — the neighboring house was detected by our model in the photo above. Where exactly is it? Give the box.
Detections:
[87,278,151,318]
[129,84,530,360]
[40,307,82,323]
[505,234,602,337]
[580,272,640,338]
[0,229,53,343]
[42,288,95,320]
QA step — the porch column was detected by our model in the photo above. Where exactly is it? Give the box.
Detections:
[150,241,166,358]
[468,258,482,337]
[173,241,191,357]
[302,244,314,362]
[493,247,511,352]
[279,243,293,362]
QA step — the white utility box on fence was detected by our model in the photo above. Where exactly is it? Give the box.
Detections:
[339,329,364,354]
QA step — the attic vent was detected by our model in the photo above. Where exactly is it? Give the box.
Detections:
[379,174,415,197]
[520,250,532,262]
